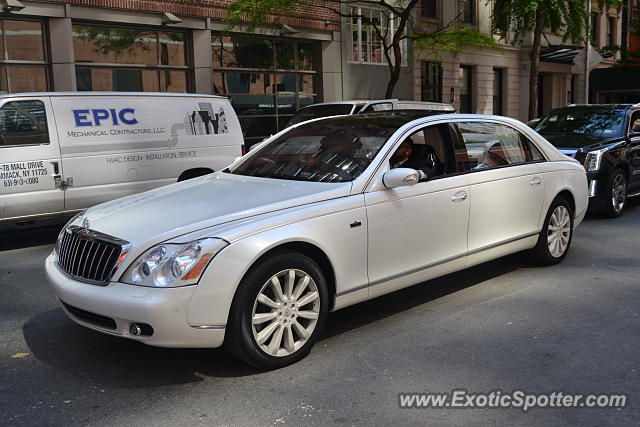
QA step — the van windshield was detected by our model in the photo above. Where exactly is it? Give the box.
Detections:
[287,104,355,126]
[230,117,403,182]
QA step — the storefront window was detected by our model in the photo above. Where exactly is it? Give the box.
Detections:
[0,19,49,94]
[212,35,321,147]
[73,24,188,92]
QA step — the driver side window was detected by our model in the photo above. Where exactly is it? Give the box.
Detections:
[630,111,640,133]
[0,101,49,147]
[389,124,453,181]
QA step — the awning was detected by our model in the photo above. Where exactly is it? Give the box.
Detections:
[540,46,583,64]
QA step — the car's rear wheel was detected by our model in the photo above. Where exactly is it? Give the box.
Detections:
[604,169,626,218]
[225,252,328,369]
[532,197,574,265]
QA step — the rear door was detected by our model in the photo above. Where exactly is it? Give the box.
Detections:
[452,121,546,258]
[0,97,63,222]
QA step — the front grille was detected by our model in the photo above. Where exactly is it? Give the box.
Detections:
[61,300,117,330]
[56,226,130,285]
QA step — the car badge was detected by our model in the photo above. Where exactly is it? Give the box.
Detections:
[82,217,90,231]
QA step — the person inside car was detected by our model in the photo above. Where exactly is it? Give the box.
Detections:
[390,138,443,179]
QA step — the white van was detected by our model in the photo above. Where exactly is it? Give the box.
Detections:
[0,92,243,223]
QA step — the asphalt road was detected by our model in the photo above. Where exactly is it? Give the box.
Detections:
[1,202,639,426]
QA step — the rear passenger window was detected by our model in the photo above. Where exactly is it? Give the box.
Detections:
[454,122,544,171]
[0,101,49,147]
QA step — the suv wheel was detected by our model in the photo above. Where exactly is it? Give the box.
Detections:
[605,169,626,218]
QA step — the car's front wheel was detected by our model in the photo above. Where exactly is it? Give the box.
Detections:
[604,169,627,218]
[531,197,574,265]
[225,252,328,369]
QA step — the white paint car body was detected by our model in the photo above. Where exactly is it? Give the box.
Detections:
[45,113,588,368]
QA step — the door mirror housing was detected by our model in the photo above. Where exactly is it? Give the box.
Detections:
[382,168,420,189]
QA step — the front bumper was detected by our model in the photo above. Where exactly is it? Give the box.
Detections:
[44,253,225,348]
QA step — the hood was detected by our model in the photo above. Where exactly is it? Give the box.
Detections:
[78,172,351,246]
[542,133,621,150]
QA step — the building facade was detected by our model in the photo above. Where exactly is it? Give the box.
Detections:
[1,0,342,146]
[0,0,625,137]
[414,0,623,121]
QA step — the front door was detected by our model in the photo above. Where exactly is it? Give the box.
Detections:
[0,98,63,222]
[365,123,470,298]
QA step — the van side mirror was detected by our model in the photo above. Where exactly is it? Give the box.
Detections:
[382,168,420,189]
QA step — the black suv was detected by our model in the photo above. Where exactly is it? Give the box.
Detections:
[534,104,640,217]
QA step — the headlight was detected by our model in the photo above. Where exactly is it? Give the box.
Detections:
[583,149,605,172]
[121,238,228,287]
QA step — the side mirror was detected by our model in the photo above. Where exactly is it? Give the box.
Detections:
[382,168,420,189]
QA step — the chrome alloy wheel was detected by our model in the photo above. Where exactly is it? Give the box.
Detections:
[611,174,626,214]
[251,269,320,357]
[547,205,571,258]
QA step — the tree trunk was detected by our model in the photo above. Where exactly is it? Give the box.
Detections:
[385,42,403,98]
[529,8,544,120]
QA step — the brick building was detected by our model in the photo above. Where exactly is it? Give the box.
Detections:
[0,0,342,145]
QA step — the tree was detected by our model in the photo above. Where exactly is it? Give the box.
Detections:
[226,0,497,99]
[491,0,619,120]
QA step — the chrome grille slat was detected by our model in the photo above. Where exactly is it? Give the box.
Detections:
[55,226,130,285]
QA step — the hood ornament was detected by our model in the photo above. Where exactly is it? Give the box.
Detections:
[82,217,90,231]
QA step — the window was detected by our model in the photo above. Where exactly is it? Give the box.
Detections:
[493,68,504,115]
[231,118,397,182]
[362,102,393,113]
[422,62,443,102]
[390,124,452,180]
[459,65,473,113]
[422,0,438,19]
[455,122,544,171]
[212,35,320,147]
[0,20,49,93]
[73,25,188,92]
[459,0,475,25]
[348,7,407,65]
[0,101,48,146]
[607,16,616,47]
[590,13,599,47]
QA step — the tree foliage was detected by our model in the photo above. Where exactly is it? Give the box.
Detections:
[227,0,498,98]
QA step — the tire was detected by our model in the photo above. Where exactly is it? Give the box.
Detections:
[604,169,627,218]
[225,252,329,369]
[531,196,574,266]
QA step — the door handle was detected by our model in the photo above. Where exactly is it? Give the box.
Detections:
[451,191,468,202]
[530,177,543,185]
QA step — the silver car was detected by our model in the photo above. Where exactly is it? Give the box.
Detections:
[46,113,588,369]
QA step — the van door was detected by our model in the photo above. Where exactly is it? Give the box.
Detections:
[0,98,63,222]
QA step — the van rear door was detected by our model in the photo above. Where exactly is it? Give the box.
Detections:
[0,97,63,222]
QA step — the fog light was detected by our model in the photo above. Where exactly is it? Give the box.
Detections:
[129,323,142,336]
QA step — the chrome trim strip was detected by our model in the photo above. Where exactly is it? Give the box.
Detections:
[336,231,540,298]
[191,325,226,330]
[466,231,539,257]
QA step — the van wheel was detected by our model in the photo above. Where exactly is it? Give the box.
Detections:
[531,197,574,266]
[177,168,213,182]
[225,252,328,369]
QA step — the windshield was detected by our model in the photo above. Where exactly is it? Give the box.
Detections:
[535,108,627,139]
[230,118,400,182]
[287,104,355,126]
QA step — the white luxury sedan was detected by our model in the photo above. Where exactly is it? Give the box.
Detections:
[45,112,588,369]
